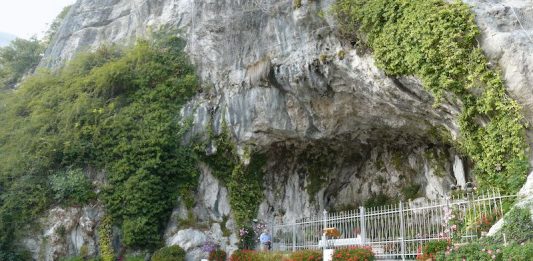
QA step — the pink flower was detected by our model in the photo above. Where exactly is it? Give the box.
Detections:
[487,249,493,255]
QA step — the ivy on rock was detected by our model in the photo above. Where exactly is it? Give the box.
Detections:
[333,0,529,194]
[200,121,266,227]
[0,32,200,256]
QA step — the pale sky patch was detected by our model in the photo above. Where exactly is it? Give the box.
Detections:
[0,0,76,39]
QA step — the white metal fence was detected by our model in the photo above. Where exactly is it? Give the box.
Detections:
[271,189,510,260]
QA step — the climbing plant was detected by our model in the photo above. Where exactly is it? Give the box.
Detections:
[200,121,266,227]
[332,0,529,194]
[0,32,200,255]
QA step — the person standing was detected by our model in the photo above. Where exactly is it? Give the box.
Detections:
[259,230,271,251]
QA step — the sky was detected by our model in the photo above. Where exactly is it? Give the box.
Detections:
[0,0,76,39]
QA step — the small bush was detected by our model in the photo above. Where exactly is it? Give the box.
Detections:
[500,206,533,243]
[209,249,227,261]
[49,169,94,206]
[290,249,322,261]
[416,240,449,260]
[502,242,533,261]
[435,243,498,261]
[151,245,186,261]
[230,250,287,261]
[332,246,375,261]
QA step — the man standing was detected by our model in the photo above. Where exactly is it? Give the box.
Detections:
[259,229,271,251]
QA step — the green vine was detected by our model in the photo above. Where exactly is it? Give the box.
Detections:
[97,216,114,261]
[333,0,529,194]
[200,121,266,227]
[0,32,200,253]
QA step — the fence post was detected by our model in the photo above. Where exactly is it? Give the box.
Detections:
[270,218,275,251]
[359,206,366,245]
[399,201,406,261]
[322,210,328,250]
[292,223,296,251]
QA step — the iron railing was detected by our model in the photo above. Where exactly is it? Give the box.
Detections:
[271,189,510,260]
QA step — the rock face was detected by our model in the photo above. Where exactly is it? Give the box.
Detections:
[28,0,533,260]
[23,205,104,261]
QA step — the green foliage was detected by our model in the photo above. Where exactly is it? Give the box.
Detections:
[337,50,346,60]
[229,156,265,227]
[290,249,323,261]
[332,0,529,194]
[425,149,448,177]
[151,245,186,261]
[301,147,336,202]
[201,121,239,183]
[428,241,533,261]
[201,123,266,228]
[208,249,227,261]
[229,250,261,261]
[416,240,449,260]
[98,216,114,261]
[0,37,44,89]
[402,184,421,200]
[502,242,533,261]
[364,193,393,208]
[80,244,89,259]
[0,32,200,252]
[49,169,94,206]
[435,242,498,261]
[293,0,302,9]
[238,226,256,250]
[332,246,375,261]
[499,206,533,244]
[0,176,51,260]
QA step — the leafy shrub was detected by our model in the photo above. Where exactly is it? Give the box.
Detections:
[332,0,529,194]
[290,249,323,261]
[332,246,374,261]
[417,240,449,260]
[502,242,533,261]
[209,249,227,261]
[500,206,533,244]
[0,32,200,251]
[238,226,256,250]
[49,169,94,206]
[0,37,44,89]
[151,245,186,261]
[435,243,499,261]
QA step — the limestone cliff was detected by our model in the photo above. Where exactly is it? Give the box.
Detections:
[25,0,533,260]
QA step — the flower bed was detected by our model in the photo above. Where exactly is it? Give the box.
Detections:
[332,246,375,261]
